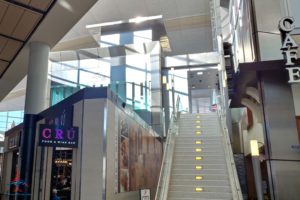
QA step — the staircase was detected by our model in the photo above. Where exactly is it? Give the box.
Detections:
[167,112,236,200]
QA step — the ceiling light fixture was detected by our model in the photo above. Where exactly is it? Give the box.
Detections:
[129,15,163,24]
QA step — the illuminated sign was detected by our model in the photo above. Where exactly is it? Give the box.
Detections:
[279,17,300,83]
[38,125,78,148]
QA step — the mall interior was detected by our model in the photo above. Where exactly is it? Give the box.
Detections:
[0,0,300,199]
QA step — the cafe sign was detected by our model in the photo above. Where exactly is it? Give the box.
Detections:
[279,17,300,83]
[38,124,78,148]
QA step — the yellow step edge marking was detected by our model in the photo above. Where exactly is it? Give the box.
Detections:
[195,165,202,170]
[195,187,203,192]
[195,141,202,144]
[196,120,201,123]
[196,116,200,118]
[195,131,201,135]
[195,176,203,180]
[196,125,201,129]
[195,148,202,152]
[195,156,202,160]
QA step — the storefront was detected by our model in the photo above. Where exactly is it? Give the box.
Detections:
[0,124,23,199]
[1,87,162,200]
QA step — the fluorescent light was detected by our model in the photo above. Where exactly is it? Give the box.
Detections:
[86,21,124,29]
[129,15,163,23]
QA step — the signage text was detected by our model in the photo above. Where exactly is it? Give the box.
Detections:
[38,125,78,148]
[279,17,300,83]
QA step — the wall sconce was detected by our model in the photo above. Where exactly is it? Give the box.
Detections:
[162,76,167,84]
[250,140,259,156]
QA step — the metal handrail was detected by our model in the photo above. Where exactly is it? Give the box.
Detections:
[155,97,181,200]
[217,106,243,200]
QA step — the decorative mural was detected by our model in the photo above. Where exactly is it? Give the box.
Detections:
[117,109,163,193]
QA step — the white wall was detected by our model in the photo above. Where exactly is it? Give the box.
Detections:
[291,84,300,116]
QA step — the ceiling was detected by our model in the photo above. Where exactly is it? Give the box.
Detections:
[0,0,98,105]
[55,0,213,56]
[0,0,55,77]
[0,0,217,111]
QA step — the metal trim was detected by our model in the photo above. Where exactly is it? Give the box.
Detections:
[102,103,108,200]
[0,33,24,43]
[4,0,47,14]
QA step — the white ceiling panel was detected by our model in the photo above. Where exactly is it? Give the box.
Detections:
[176,0,210,16]
[12,10,42,40]
[116,0,148,18]
[144,0,161,15]
[158,0,179,18]
[0,4,24,36]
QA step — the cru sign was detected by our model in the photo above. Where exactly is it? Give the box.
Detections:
[38,124,79,148]
[279,17,300,83]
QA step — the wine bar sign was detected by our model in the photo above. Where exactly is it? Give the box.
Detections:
[279,17,300,83]
[38,124,79,148]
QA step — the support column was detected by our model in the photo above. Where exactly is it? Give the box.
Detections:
[25,42,50,114]
[18,42,50,199]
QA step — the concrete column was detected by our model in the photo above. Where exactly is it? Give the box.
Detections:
[18,42,50,199]
[25,42,50,114]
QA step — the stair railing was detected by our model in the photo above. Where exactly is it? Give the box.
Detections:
[155,98,181,200]
[217,105,243,200]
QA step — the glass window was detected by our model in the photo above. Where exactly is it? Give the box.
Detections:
[133,30,152,44]
[100,34,120,47]
[0,111,24,131]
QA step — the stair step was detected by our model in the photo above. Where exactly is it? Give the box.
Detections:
[168,191,232,199]
[179,129,221,133]
[173,158,226,165]
[172,168,228,175]
[175,137,222,143]
[175,143,222,148]
[179,117,219,120]
[168,191,233,200]
[175,152,225,157]
[170,174,229,181]
[172,164,227,170]
[168,198,232,200]
[178,132,221,136]
[176,136,222,140]
[180,115,218,118]
[169,185,231,193]
[174,146,224,152]
[169,180,230,186]
[165,113,235,200]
